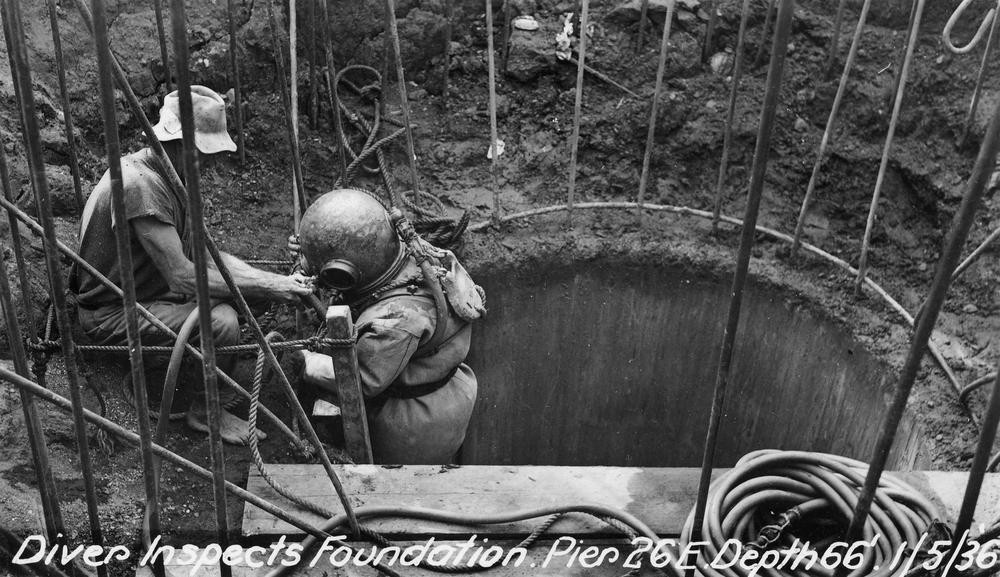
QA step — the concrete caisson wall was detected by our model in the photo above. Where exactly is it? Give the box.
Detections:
[462,259,926,469]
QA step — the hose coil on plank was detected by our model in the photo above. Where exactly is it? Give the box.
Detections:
[681,450,942,577]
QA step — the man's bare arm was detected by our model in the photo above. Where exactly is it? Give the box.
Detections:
[132,217,312,302]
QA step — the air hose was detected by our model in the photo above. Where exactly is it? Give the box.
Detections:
[681,450,942,577]
[264,503,678,577]
[388,207,451,353]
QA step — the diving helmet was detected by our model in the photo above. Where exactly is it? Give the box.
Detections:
[297,189,406,293]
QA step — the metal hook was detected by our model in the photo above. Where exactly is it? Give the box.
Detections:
[943,0,998,54]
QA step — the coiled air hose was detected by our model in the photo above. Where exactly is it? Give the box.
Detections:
[681,450,942,577]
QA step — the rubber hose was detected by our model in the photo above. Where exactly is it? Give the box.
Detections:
[142,305,201,549]
[265,503,680,577]
[300,293,328,319]
[681,450,941,577]
[389,209,450,350]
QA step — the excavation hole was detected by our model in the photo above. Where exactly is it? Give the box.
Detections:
[463,259,926,468]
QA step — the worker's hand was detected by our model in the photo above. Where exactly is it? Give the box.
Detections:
[276,272,315,302]
[287,234,301,258]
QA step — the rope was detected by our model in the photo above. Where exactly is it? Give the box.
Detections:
[328,64,468,249]
[244,259,296,267]
[26,335,355,355]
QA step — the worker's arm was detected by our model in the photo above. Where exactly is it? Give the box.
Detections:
[132,216,312,302]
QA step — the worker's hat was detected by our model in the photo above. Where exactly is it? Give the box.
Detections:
[151,85,237,154]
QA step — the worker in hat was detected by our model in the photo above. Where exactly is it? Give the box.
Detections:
[289,189,485,464]
[74,85,313,445]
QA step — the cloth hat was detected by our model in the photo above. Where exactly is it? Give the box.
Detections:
[151,85,237,154]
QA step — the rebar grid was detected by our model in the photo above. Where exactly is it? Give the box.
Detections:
[90,0,162,568]
[0,2,999,576]
[1,2,107,575]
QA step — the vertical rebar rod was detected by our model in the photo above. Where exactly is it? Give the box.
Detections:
[290,0,305,345]
[153,0,171,92]
[855,0,926,292]
[501,0,512,75]
[961,0,1000,147]
[291,0,301,229]
[227,0,246,166]
[0,231,65,545]
[443,0,454,105]
[308,0,319,129]
[692,0,795,540]
[485,0,502,222]
[791,0,872,254]
[0,0,51,495]
[888,0,918,110]
[46,0,85,214]
[384,0,422,200]
[567,0,590,215]
[91,0,162,567]
[824,0,848,77]
[320,0,348,176]
[0,152,65,547]
[265,0,308,228]
[711,0,752,231]
[753,0,776,66]
[701,0,718,63]
[2,2,107,575]
[636,0,649,53]
[636,0,676,212]
[955,370,1000,539]
[69,0,362,536]
[168,2,232,574]
[845,56,1000,546]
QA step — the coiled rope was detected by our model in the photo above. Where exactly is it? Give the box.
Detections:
[681,450,942,577]
[328,64,468,249]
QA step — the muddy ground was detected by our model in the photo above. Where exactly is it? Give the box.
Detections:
[1,0,1000,574]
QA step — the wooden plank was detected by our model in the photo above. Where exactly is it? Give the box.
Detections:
[243,465,1000,540]
[137,540,664,577]
[322,306,372,463]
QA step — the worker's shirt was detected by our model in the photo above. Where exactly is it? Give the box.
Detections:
[354,259,472,396]
[74,148,189,308]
